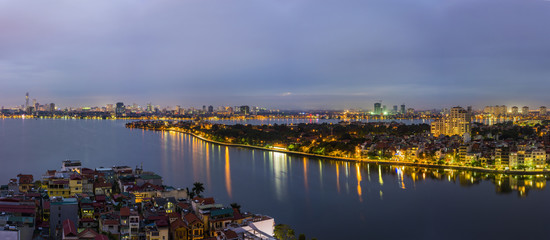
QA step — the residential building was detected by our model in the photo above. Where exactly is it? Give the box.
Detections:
[431,106,471,137]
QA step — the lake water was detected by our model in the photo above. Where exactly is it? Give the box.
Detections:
[1,118,549,239]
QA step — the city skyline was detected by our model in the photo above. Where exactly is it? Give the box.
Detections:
[1,0,550,109]
[2,92,549,112]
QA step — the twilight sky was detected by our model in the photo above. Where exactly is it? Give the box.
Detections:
[1,0,549,110]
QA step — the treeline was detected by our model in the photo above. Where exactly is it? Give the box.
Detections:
[126,121,431,158]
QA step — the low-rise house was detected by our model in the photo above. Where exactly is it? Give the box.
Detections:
[170,218,188,240]
[94,182,112,196]
[17,174,34,193]
[77,228,100,239]
[184,213,205,240]
[62,219,78,240]
[50,197,78,239]
[100,218,120,236]
[69,174,83,195]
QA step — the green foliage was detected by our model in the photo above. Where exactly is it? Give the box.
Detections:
[274,224,296,240]
[192,182,205,198]
[298,234,306,240]
[112,180,121,194]
[230,202,241,211]
[187,187,195,199]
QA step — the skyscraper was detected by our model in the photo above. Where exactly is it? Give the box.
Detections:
[400,104,405,114]
[539,106,546,115]
[115,102,125,116]
[240,105,250,115]
[393,105,398,113]
[374,102,382,115]
[25,92,29,109]
[522,106,529,115]
[511,106,518,115]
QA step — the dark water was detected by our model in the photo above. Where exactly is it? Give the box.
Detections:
[1,119,549,240]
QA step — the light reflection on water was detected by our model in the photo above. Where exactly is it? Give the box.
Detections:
[356,163,362,202]
[4,119,550,240]
[272,152,288,202]
[225,147,232,198]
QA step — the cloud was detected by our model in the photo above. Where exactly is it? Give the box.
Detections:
[0,0,549,109]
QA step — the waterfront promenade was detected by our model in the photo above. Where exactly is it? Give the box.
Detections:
[132,125,550,176]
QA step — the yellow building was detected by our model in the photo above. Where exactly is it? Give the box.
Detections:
[17,174,34,193]
[69,175,83,195]
[127,183,162,203]
[184,213,204,240]
[170,219,188,240]
[46,179,71,198]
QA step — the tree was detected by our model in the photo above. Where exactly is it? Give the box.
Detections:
[192,182,205,198]
[298,234,306,240]
[230,202,241,212]
[112,180,121,194]
[274,224,295,240]
[186,187,196,199]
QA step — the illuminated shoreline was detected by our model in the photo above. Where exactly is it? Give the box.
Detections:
[133,126,550,176]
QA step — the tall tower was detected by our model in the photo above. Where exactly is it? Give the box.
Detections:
[25,92,29,109]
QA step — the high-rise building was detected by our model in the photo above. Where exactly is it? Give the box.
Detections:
[115,102,125,116]
[50,103,55,112]
[511,106,518,115]
[522,106,529,115]
[240,105,250,115]
[400,104,405,114]
[25,92,29,109]
[393,105,398,113]
[431,106,471,137]
[208,105,214,113]
[483,105,507,116]
[374,103,382,115]
[539,106,547,115]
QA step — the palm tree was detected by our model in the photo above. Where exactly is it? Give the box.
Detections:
[230,202,241,212]
[192,182,205,198]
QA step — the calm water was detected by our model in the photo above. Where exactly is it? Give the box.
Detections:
[1,119,549,239]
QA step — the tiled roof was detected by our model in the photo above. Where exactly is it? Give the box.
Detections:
[63,219,77,237]
[170,218,187,230]
[184,213,201,225]
[120,207,130,217]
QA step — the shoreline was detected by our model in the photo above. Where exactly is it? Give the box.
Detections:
[132,126,550,176]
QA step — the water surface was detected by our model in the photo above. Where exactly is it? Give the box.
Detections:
[0,119,548,239]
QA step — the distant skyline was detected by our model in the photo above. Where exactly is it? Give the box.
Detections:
[1,0,550,110]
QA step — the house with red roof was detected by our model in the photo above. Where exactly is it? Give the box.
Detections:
[62,219,78,240]
[184,213,205,240]
[77,228,99,240]
[170,218,188,240]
